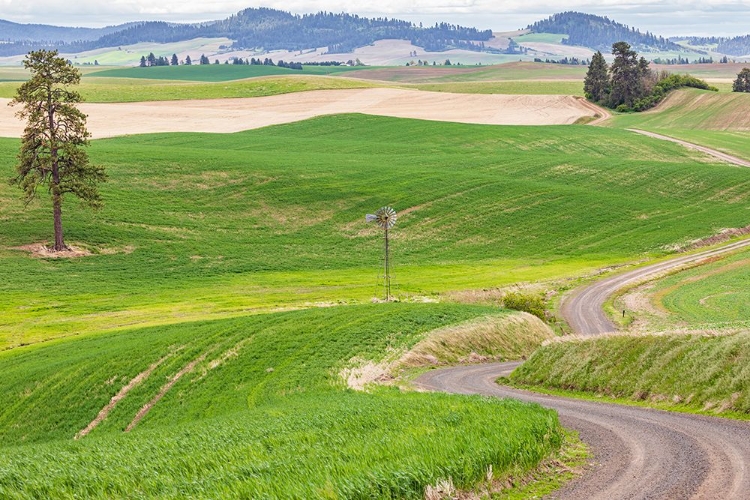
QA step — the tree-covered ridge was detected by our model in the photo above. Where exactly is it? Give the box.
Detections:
[677,35,750,57]
[528,12,682,52]
[0,8,492,57]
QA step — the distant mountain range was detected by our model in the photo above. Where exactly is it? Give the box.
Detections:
[1,9,749,59]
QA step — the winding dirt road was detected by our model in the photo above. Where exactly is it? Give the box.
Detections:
[416,362,750,499]
[561,238,750,335]
[418,236,750,496]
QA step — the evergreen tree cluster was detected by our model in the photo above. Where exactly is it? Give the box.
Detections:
[584,42,717,112]
[734,68,750,92]
[528,12,682,52]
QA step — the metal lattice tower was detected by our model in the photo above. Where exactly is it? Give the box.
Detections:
[366,206,397,300]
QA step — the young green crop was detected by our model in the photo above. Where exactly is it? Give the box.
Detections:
[0,304,562,499]
[2,115,750,348]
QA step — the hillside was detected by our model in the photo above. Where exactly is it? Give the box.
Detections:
[511,332,750,415]
[0,19,135,43]
[0,303,562,498]
[0,8,492,57]
[2,116,750,348]
[528,12,682,52]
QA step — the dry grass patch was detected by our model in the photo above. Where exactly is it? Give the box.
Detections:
[340,312,555,390]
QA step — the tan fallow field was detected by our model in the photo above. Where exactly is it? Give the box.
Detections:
[0,88,597,138]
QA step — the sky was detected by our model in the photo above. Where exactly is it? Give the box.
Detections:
[2,0,750,37]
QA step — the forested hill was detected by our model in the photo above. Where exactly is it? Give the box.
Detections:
[677,36,750,57]
[527,12,682,52]
[0,19,137,43]
[0,8,492,56]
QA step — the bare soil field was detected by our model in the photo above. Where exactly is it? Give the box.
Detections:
[0,88,596,138]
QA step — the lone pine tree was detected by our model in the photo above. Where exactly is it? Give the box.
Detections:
[10,50,106,251]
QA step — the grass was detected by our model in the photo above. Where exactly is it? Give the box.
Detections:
[608,88,750,159]
[510,331,750,416]
[512,33,569,44]
[633,246,750,326]
[90,65,371,81]
[0,75,376,102]
[3,115,750,348]
[0,303,563,498]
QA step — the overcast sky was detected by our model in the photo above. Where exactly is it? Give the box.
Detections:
[2,0,749,37]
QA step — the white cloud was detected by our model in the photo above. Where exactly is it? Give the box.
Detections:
[1,0,750,35]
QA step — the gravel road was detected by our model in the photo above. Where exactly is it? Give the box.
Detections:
[561,238,750,335]
[416,362,750,499]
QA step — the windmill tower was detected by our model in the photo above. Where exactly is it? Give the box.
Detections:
[366,206,397,301]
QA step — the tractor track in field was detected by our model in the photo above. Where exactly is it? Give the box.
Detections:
[417,237,750,498]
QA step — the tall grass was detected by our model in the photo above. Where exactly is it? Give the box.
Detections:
[0,304,562,498]
[511,331,750,414]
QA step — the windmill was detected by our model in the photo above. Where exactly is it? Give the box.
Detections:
[366,206,397,300]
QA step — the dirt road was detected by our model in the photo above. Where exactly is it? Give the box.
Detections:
[416,362,750,499]
[628,129,750,168]
[561,238,750,335]
[0,89,597,139]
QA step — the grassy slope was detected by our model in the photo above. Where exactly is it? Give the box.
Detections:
[626,246,750,327]
[511,332,750,415]
[608,88,750,159]
[3,116,750,348]
[90,65,369,81]
[0,75,376,102]
[0,304,562,498]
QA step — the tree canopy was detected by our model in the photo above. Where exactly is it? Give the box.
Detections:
[10,50,106,251]
[733,68,750,92]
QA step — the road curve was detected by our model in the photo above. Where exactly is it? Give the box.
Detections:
[561,238,750,335]
[416,362,750,499]
[628,129,750,168]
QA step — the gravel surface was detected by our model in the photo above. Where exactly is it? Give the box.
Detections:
[416,362,750,499]
[561,238,750,335]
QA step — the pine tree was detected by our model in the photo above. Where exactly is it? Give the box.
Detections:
[9,50,106,251]
[139,55,147,67]
[733,68,750,92]
[171,53,179,66]
[608,41,650,109]
[185,55,192,65]
[584,51,610,103]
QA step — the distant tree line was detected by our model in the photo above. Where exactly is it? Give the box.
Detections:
[584,42,717,112]
[533,57,590,65]
[651,56,729,65]
[138,52,303,69]
[0,8,493,57]
[528,12,682,52]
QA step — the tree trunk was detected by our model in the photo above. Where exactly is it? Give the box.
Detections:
[52,193,65,251]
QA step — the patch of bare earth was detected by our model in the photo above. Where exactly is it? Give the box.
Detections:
[0,91,598,138]
[125,353,208,432]
[13,243,91,258]
[75,349,180,439]
[340,313,554,390]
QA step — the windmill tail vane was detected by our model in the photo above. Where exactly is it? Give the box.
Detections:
[365,206,397,300]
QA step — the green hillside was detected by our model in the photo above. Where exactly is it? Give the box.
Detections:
[0,303,562,498]
[89,64,367,82]
[0,75,375,102]
[511,331,750,416]
[2,115,750,349]
[609,88,750,159]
